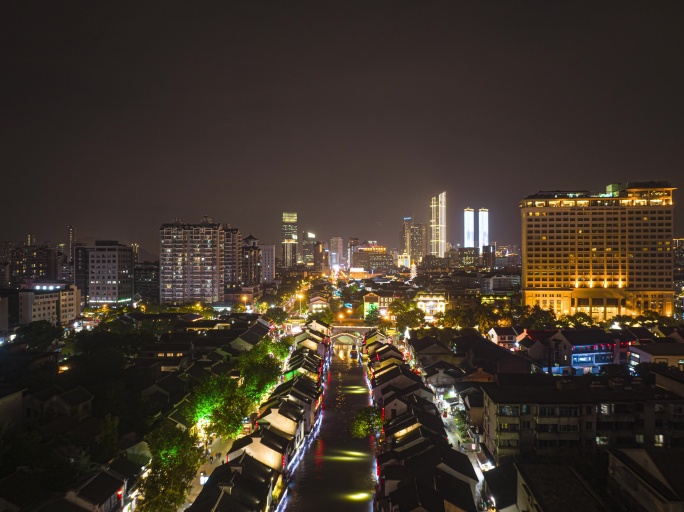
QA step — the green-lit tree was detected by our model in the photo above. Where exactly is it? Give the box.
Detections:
[365,307,380,326]
[351,407,384,438]
[236,339,287,405]
[137,422,203,512]
[186,374,251,440]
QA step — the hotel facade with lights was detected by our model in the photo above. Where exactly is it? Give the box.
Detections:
[520,181,675,321]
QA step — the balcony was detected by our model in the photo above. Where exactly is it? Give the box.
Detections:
[535,415,559,424]
[496,431,520,440]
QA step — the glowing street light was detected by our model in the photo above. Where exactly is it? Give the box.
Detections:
[297,294,303,316]
[242,295,247,310]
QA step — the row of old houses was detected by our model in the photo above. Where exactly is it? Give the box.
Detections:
[364,330,482,512]
[186,323,332,511]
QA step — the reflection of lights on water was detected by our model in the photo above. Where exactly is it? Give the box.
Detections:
[340,385,367,395]
[346,492,372,501]
[274,488,289,512]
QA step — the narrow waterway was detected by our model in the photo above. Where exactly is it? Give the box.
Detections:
[284,347,376,512]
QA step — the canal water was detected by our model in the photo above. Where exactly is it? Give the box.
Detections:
[284,346,376,512]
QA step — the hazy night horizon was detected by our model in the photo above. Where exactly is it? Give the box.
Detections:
[2,1,683,255]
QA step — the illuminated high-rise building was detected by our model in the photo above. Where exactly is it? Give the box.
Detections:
[241,235,261,286]
[429,192,446,258]
[410,223,428,264]
[400,217,412,255]
[224,226,242,286]
[87,241,133,306]
[478,208,489,254]
[67,225,76,263]
[131,242,140,264]
[281,212,298,268]
[348,237,359,266]
[159,217,225,305]
[400,217,427,264]
[521,181,675,321]
[464,208,475,248]
[258,244,276,284]
[302,231,316,266]
[330,236,344,268]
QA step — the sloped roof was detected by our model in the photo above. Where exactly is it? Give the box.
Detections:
[408,336,451,354]
[516,463,606,512]
[491,327,517,336]
[554,329,615,346]
[482,463,517,510]
[74,469,124,505]
[435,467,477,512]
[388,478,444,512]
[59,386,94,406]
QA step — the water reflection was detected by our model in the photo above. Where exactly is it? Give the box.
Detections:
[285,351,376,511]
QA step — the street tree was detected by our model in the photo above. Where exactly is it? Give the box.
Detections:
[137,422,203,512]
[351,407,384,438]
[308,309,334,325]
[266,306,287,325]
[238,344,283,404]
[186,374,251,439]
[16,320,62,350]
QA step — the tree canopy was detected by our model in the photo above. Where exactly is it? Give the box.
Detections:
[351,406,384,438]
[16,320,62,350]
[186,374,251,440]
[137,422,203,512]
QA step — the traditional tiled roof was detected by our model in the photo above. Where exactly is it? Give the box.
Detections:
[58,386,93,407]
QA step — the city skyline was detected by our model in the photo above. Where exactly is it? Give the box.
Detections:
[2,3,683,255]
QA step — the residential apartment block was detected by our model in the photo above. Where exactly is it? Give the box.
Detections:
[521,181,675,321]
[86,241,133,306]
[481,379,684,466]
[160,218,225,305]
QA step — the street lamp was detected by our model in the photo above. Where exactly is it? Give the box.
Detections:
[297,294,303,317]
[242,295,247,310]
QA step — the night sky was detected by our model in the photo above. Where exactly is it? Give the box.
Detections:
[2,1,683,257]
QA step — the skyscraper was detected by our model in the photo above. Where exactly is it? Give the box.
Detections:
[329,236,344,268]
[67,225,76,263]
[224,226,242,286]
[478,208,489,254]
[464,208,475,248]
[400,217,412,255]
[347,237,359,266]
[131,242,140,264]
[87,241,133,306]
[159,217,225,305]
[302,231,316,266]
[241,235,261,286]
[282,212,298,268]
[400,217,427,265]
[520,181,675,320]
[429,192,446,258]
[410,223,428,264]
[258,244,276,284]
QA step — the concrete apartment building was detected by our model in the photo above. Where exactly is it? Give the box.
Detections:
[87,241,133,306]
[160,218,225,305]
[520,181,675,321]
[481,379,684,466]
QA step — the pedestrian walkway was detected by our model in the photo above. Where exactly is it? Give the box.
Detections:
[442,411,486,509]
[181,435,234,509]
